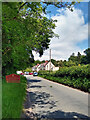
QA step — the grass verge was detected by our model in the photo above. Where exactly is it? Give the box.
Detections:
[2,75,27,118]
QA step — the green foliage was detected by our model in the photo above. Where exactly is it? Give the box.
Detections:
[51,59,57,66]
[24,67,32,72]
[2,75,27,118]
[84,48,90,64]
[68,53,80,65]
[39,65,90,92]
[2,2,78,75]
[39,70,50,75]
[68,49,90,65]
[31,60,43,67]
[2,2,56,75]
[64,60,76,67]
[56,60,64,67]
[55,65,89,78]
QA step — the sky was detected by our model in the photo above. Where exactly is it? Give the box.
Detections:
[33,2,88,61]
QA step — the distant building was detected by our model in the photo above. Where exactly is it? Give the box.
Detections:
[32,61,59,72]
[32,64,39,72]
[45,61,54,71]
[45,61,59,71]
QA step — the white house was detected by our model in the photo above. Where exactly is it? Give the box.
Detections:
[32,61,59,72]
[37,61,48,71]
[45,61,54,71]
[53,67,59,71]
[32,64,39,72]
[45,61,59,71]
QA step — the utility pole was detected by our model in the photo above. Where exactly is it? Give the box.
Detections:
[50,49,51,72]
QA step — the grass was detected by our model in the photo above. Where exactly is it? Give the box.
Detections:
[2,75,27,118]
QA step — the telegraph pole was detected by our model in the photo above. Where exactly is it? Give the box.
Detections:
[50,49,51,72]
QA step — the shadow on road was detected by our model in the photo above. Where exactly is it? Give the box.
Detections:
[30,85,45,88]
[27,78,57,109]
[30,91,57,109]
[28,79,41,83]
[29,91,89,119]
[24,78,90,119]
[35,110,89,119]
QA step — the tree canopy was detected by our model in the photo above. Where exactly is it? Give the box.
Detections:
[2,2,78,75]
[68,49,90,65]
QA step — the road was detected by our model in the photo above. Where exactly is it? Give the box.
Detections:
[25,75,90,119]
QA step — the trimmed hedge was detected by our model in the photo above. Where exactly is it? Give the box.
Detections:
[54,65,89,78]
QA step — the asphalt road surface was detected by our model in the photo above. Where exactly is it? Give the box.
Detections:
[25,75,90,119]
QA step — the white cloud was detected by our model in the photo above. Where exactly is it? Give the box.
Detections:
[33,7,88,61]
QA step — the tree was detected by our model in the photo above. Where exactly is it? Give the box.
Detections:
[84,48,90,64]
[2,2,78,75]
[71,53,75,56]
[58,60,64,67]
[81,55,87,65]
[51,59,57,66]
[65,60,76,67]
[68,52,81,65]
[2,2,56,74]
[68,53,77,62]
[77,52,81,64]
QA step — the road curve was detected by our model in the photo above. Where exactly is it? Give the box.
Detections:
[25,75,90,119]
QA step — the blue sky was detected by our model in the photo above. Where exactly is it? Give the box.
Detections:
[74,2,88,50]
[46,2,88,22]
[33,2,88,61]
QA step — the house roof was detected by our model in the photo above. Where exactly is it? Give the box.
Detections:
[32,61,48,69]
[40,61,48,67]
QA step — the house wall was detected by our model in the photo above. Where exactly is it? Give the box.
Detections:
[53,67,59,71]
[45,62,55,71]
[37,64,44,71]
[33,62,59,72]
[37,65,41,72]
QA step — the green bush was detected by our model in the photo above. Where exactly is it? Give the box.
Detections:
[38,65,90,92]
[24,67,32,72]
[55,65,89,78]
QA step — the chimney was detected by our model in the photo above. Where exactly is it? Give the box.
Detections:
[45,61,48,63]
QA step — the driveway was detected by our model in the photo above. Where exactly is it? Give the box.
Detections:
[24,75,90,119]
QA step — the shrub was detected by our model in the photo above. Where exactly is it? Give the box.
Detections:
[38,64,90,92]
[24,67,32,72]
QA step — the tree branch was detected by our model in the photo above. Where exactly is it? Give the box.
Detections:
[19,2,28,11]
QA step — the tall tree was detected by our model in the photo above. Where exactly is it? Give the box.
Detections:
[2,2,78,75]
[84,48,90,64]
[77,52,81,64]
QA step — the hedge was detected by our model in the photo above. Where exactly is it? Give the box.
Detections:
[38,65,90,92]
